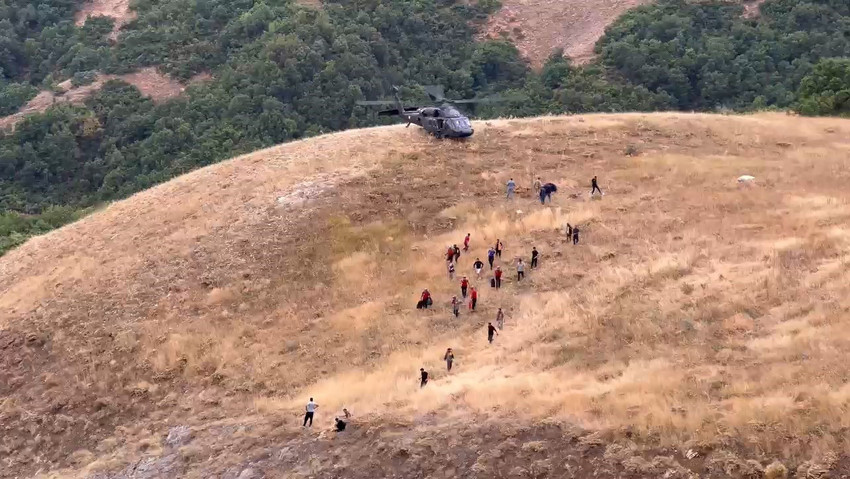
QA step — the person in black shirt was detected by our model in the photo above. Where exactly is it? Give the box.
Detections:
[591,176,602,196]
[531,247,539,268]
[572,226,580,245]
[473,258,484,278]
[335,417,347,432]
[487,322,499,344]
[453,244,461,262]
[420,368,429,387]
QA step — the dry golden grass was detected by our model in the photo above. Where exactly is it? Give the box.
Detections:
[3,112,850,477]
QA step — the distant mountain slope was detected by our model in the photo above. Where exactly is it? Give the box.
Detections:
[481,0,651,67]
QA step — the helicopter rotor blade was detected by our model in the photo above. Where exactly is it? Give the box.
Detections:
[356,100,399,106]
[424,85,445,102]
[445,93,524,104]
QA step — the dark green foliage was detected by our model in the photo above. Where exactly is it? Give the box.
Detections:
[597,0,850,110]
[797,58,850,116]
[0,205,88,255]
[0,81,37,115]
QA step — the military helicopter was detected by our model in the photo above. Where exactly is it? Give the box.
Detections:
[356,85,502,139]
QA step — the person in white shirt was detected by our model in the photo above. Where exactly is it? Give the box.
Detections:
[303,398,318,427]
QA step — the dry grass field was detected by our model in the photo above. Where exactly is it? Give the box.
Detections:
[2,113,850,478]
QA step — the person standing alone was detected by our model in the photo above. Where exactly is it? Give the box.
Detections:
[303,398,318,427]
[444,348,454,371]
[531,247,539,269]
[487,322,499,344]
[506,178,516,199]
[420,368,429,388]
[591,176,603,196]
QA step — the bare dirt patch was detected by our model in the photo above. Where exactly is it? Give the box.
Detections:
[75,0,136,34]
[0,68,209,130]
[480,0,651,68]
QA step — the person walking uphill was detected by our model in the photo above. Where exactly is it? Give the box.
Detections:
[460,276,469,299]
[591,176,603,196]
[487,322,499,344]
[496,308,505,330]
[463,233,471,252]
[494,266,503,289]
[495,239,503,258]
[444,348,455,371]
[304,398,318,427]
[533,177,542,194]
[469,287,478,311]
[487,247,496,269]
[420,368,429,388]
[572,225,580,245]
[516,259,525,281]
[452,296,460,318]
[453,244,461,263]
[506,178,516,199]
[531,247,539,269]
[446,246,454,263]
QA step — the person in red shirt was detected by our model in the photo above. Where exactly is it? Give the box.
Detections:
[460,276,469,298]
[463,233,471,251]
[446,246,454,262]
[494,267,502,289]
[417,289,432,309]
[469,287,478,311]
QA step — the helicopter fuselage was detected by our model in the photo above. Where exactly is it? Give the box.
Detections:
[403,105,474,139]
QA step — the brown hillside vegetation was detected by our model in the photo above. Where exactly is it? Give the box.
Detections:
[2,113,850,478]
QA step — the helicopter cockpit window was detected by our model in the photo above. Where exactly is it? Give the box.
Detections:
[449,118,471,129]
[442,107,461,118]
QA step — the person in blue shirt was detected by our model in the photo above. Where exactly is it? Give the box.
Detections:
[506,178,516,199]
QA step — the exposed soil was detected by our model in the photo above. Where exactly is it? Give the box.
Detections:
[480,0,651,68]
[75,0,136,35]
[0,69,209,130]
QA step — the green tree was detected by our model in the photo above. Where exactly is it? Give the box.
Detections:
[797,58,850,117]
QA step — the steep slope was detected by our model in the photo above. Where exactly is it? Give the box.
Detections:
[2,113,850,478]
[481,0,651,66]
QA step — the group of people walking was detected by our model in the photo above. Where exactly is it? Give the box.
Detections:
[303,174,604,430]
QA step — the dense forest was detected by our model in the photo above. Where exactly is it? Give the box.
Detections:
[0,0,848,254]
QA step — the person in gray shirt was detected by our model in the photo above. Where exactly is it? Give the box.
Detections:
[506,178,516,199]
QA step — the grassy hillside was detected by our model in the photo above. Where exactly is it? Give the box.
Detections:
[2,113,850,477]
